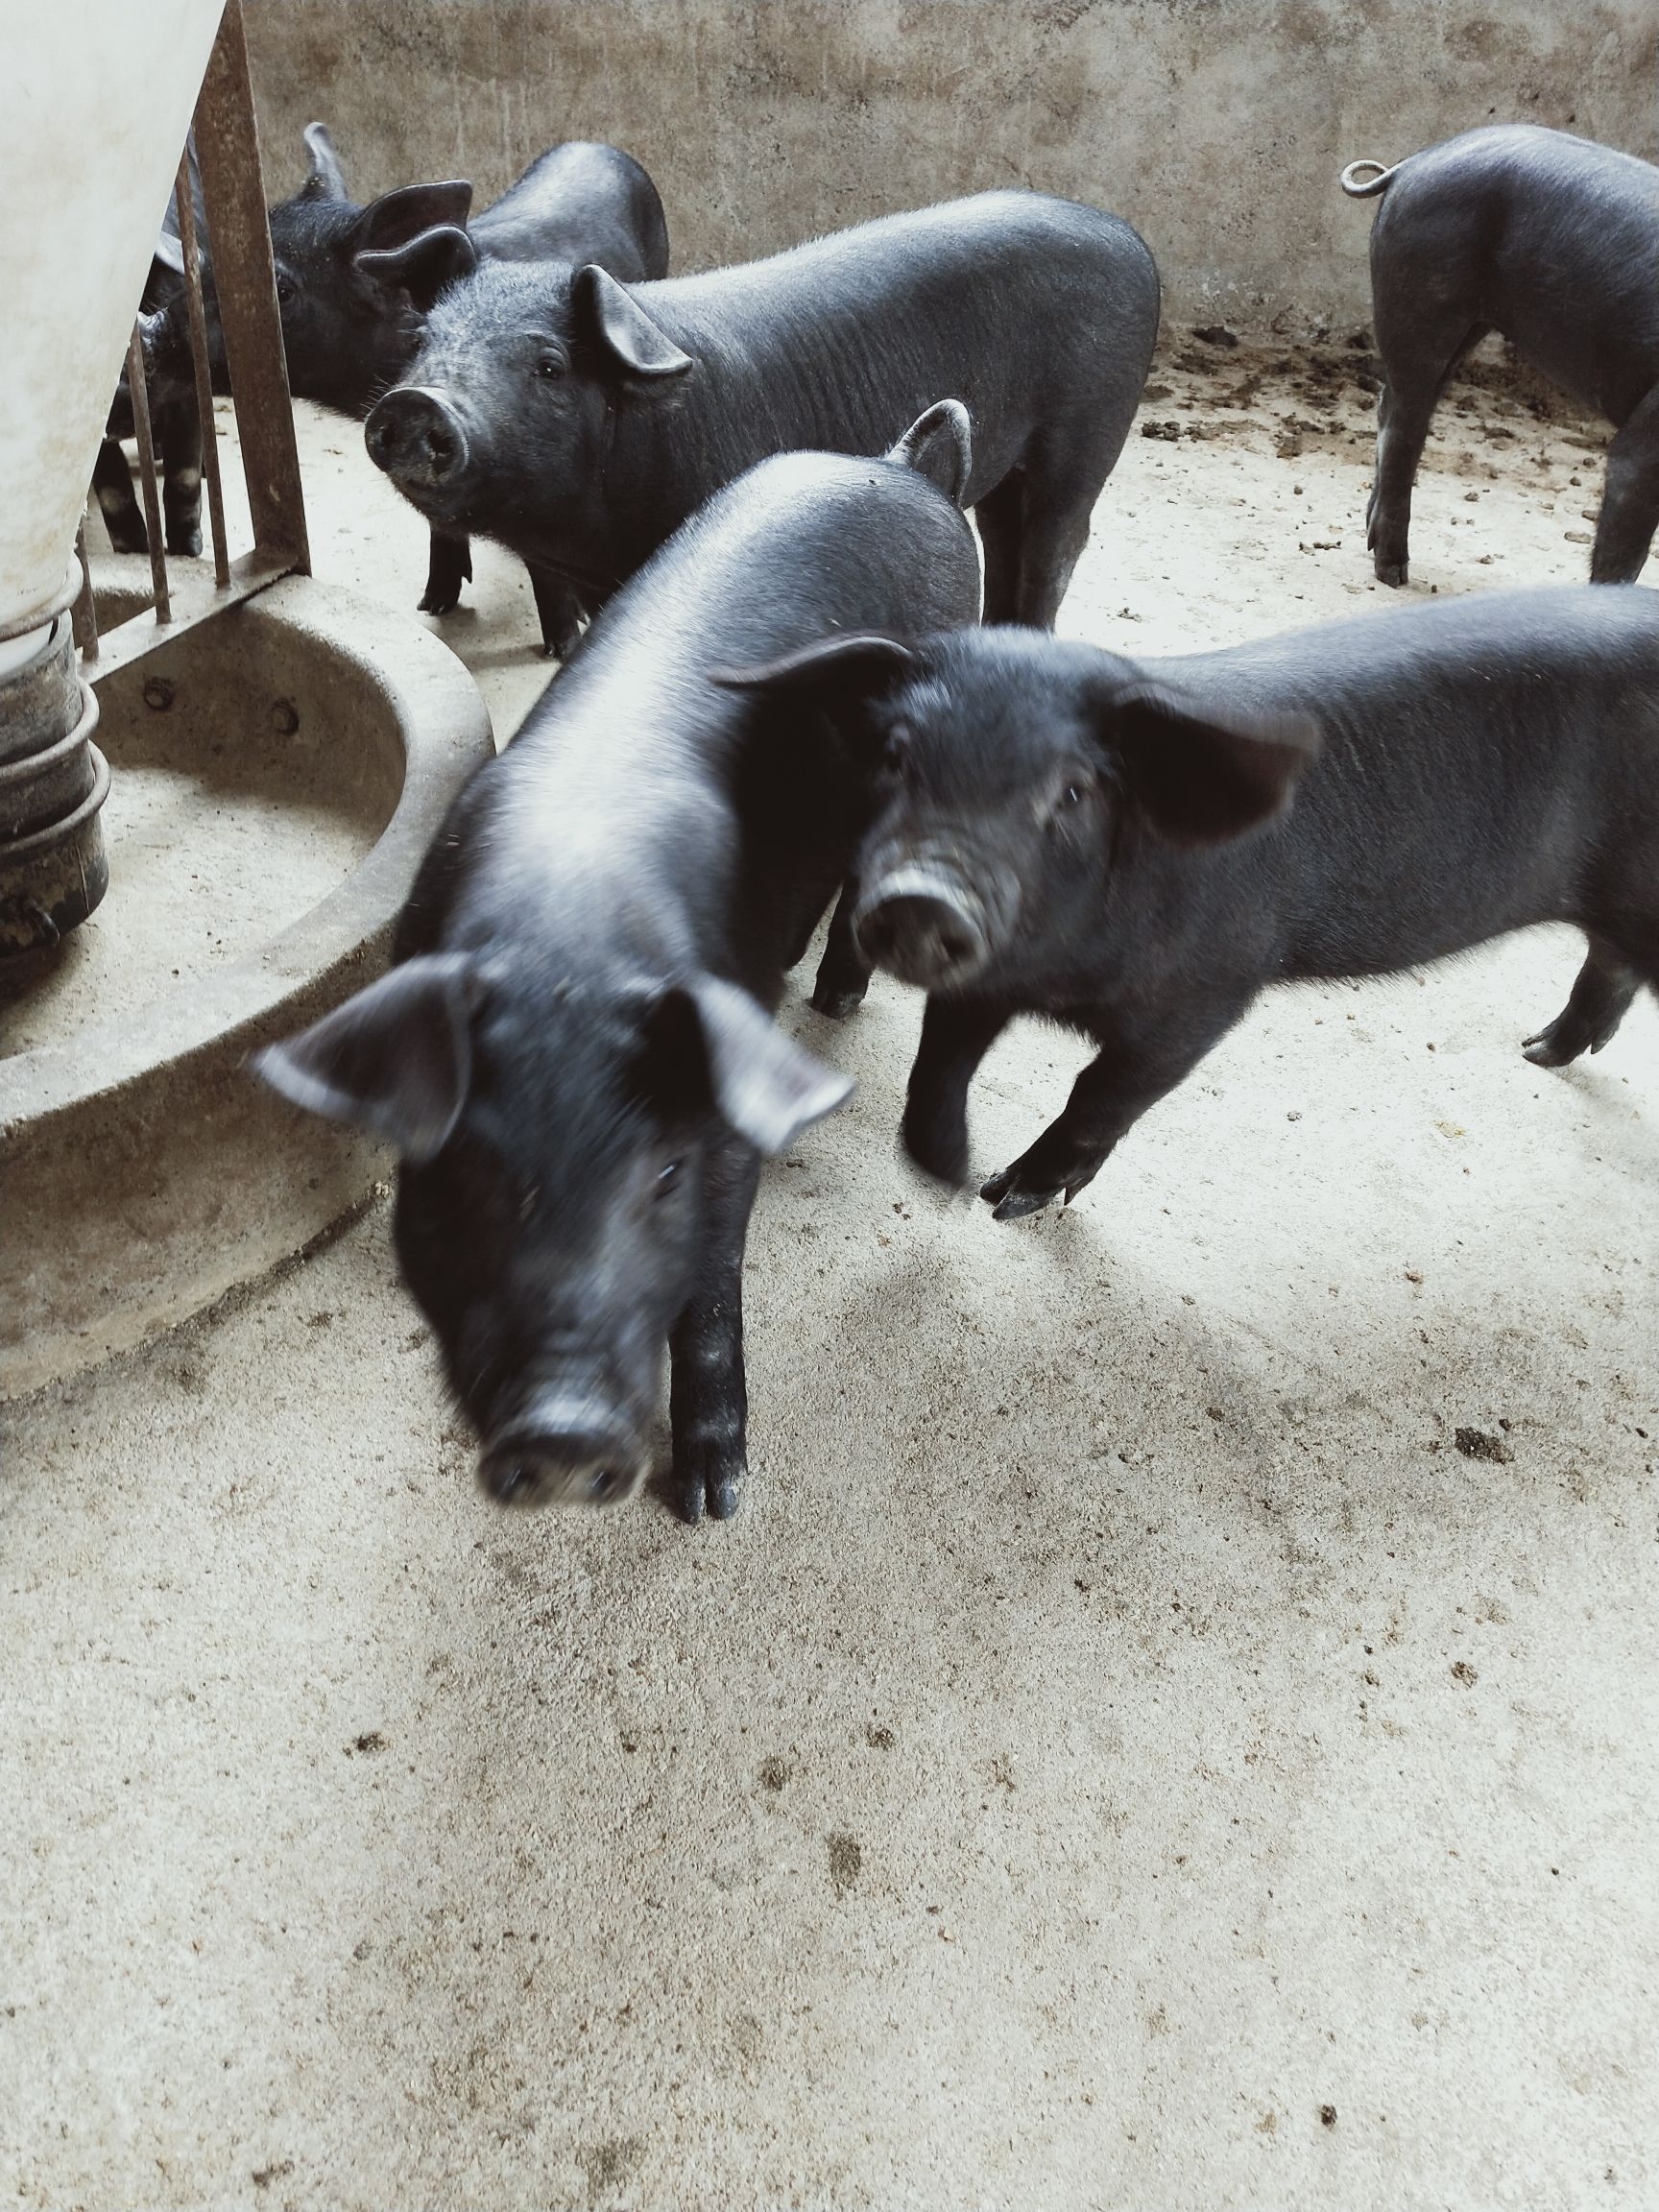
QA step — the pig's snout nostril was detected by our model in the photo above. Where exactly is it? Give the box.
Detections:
[854,876,990,990]
[365,389,468,488]
[477,1422,641,1511]
[492,1458,545,1508]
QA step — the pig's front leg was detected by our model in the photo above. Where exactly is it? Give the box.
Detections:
[92,437,147,556]
[159,401,204,558]
[902,994,1013,1186]
[668,1138,762,1523]
[419,528,471,615]
[980,992,1253,1222]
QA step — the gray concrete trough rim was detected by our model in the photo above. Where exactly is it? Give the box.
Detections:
[1,571,493,1399]
[0,571,492,1129]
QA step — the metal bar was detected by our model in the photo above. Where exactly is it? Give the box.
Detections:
[83,548,294,683]
[189,0,310,577]
[125,324,171,623]
[71,522,99,662]
[174,148,230,589]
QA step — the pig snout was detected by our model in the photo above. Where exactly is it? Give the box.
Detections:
[365,387,470,492]
[477,1405,646,1511]
[854,860,998,990]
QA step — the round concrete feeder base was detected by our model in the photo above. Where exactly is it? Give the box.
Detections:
[0,574,493,1396]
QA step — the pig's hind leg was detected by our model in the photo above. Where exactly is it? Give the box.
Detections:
[1366,293,1485,587]
[668,1138,763,1522]
[1523,931,1647,1067]
[974,473,1027,625]
[975,447,1095,630]
[1590,383,1659,584]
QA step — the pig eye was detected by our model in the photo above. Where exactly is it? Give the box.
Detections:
[534,351,568,381]
[655,1158,684,1198]
[882,724,913,775]
[274,270,298,307]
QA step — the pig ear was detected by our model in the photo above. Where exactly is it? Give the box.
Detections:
[574,265,694,381]
[886,399,973,505]
[356,226,478,312]
[709,634,918,706]
[1103,682,1320,848]
[652,976,854,1154]
[353,180,475,255]
[301,122,349,203]
[251,953,480,1164]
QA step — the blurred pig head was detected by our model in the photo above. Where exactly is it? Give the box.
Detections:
[252,951,847,1509]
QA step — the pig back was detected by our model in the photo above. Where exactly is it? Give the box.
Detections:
[441,445,980,974]
[1154,585,1659,977]
[647,191,1159,514]
[470,141,669,283]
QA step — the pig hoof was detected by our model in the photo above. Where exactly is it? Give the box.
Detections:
[418,587,462,616]
[166,527,203,559]
[1521,1013,1612,1068]
[810,980,867,1020]
[675,1451,745,1522]
[1374,557,1407,588]
[980,1166,1059,1221]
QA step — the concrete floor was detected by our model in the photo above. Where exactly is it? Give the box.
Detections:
[5,341,1657,2210]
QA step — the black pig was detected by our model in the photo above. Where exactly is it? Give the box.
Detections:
[146,127,669,643]
[253,405,980,1518]
[364,189,1159,660]
[1341,126,1659,586]
[722,589,1659,1220]
[94,172,205,561]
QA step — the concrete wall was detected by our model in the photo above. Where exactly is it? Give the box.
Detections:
[243,1,1658,331]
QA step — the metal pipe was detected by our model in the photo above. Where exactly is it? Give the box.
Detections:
[125,324,170,623]
[174,149,229,589]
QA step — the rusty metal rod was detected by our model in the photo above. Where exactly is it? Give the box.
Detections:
[191,0,310,576]
[174,148,230,589]
[71,520,99,661]
[125,324,170,623]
